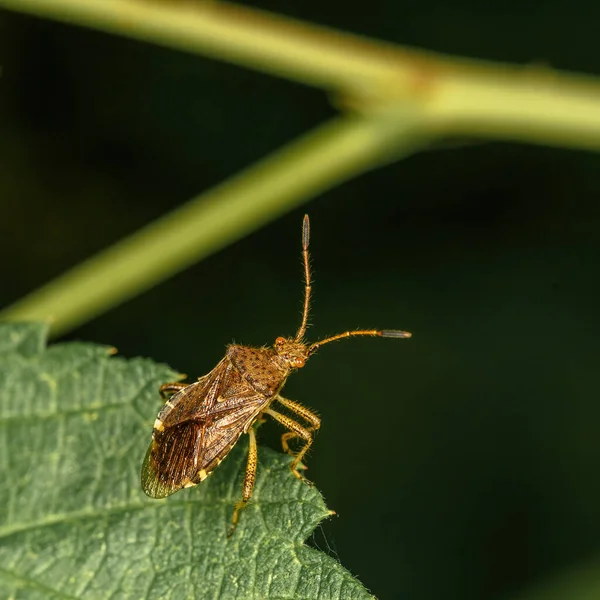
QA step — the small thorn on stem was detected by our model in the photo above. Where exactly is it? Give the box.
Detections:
[380,330,412,338]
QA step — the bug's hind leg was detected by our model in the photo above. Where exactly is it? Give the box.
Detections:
[276,396,321,429]
[159,382,187,400]
[281,432,305,458]
[275,396,320,464]
[229,427,258,537]
[264,407,314,483]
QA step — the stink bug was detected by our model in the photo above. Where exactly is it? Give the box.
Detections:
[141,215,411,533]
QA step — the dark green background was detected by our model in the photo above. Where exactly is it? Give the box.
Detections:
[2,2,600,599]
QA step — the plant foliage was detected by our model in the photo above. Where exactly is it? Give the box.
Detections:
[0,323,373,599]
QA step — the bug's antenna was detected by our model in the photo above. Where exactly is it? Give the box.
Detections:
[308,329,411,355]
[294,215,312,341]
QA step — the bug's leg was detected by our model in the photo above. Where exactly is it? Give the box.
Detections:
[159,382,187,400]
[281,432,301,456]
[264,408,313,483]
[276,396,321,428]
[275,396,320,458]
[228,427,258,537]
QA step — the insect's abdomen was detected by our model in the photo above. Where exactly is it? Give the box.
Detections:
[227,345,288,397]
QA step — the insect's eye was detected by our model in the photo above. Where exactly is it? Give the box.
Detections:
[294,357,305,368]
[275,336,286,346]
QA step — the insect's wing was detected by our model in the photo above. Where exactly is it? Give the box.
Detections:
[141,419,204,498]
[195,399,266,477]
[141,363,226,499]
[141,357,268,498]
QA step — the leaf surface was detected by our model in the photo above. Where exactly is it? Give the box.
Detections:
[0,323,373,600]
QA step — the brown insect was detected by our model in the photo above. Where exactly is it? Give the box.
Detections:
[141,215,411,533]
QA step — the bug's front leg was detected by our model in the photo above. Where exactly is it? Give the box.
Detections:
[264,407,314,483]
[275,396,320,460]
[228,427,258,537]
[159,382,188,400]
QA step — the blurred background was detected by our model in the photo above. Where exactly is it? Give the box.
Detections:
[1,1,600,599]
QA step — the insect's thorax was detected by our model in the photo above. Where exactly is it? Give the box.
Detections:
[227,345,290,397]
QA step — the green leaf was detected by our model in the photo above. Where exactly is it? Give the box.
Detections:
[0,323,373,600]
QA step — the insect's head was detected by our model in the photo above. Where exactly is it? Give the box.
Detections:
[274,336,309,370]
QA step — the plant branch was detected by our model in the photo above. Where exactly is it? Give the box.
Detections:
[2,0,600,148]
[0,110,427,336]
[2,0,600,335]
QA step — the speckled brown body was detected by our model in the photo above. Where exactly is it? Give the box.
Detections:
[141,215,411,534]
[141,341,303,500]
[226,345,290,397]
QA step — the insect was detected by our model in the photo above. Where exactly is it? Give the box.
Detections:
[141,215,411,533]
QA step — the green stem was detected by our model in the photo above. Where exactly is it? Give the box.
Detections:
[3,0,600,148]
[0,111,427,337]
